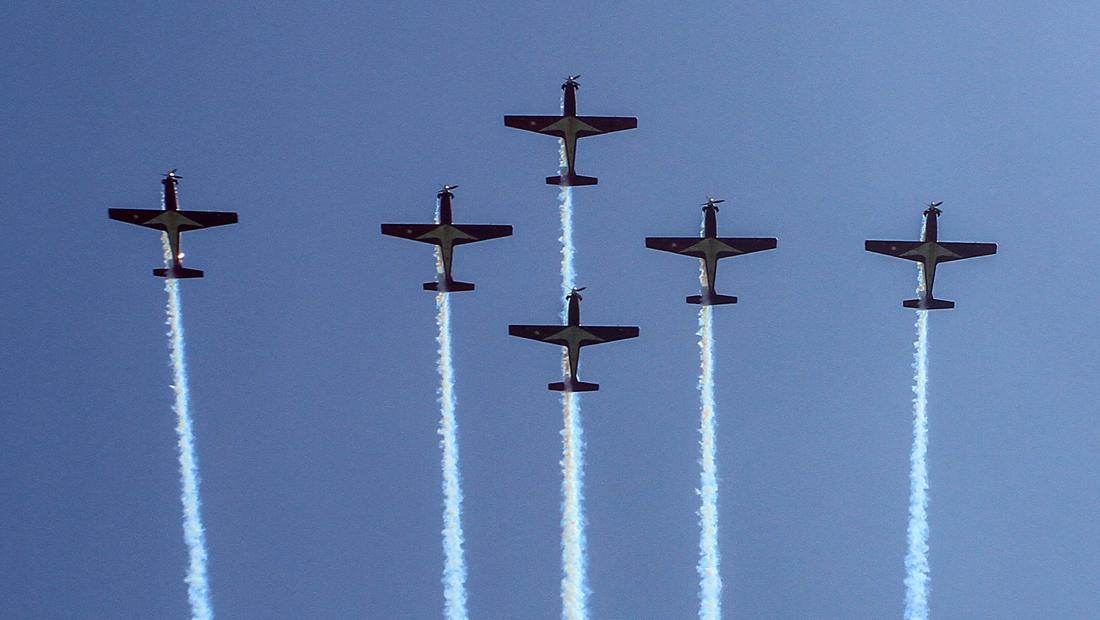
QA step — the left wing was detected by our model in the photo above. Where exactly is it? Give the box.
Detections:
[645,237,699,255]
[936,242,998,262]
[451,224,513,244]
[380,223,440,243]
[575,116,638,136]
[508,325,566,344]
[108,208,164,230]
[865,240,925,262]
[504,115,563,135]
[578,326,639,346]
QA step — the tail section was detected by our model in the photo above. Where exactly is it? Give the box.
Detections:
[549,380,600,392]
[424,280,476,293]
[903,298,955,310]
[546,173,598,187]
[153,266,204,279]
[687,293,738,306]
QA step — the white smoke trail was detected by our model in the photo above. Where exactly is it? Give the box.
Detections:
[558,142,588,620]
[905,214,931,619]
[431,196,468,619]
[161,235,213,620]
[435,291,468,620]
[697,263,721,618]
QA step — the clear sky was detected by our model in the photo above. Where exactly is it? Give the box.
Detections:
[2,2,1099,618]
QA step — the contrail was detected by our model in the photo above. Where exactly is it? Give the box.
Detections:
[161,235,214,620]
[435,286,468,619]
[558,144,588,620]
[905,215,931,620]
[696,259,721,618]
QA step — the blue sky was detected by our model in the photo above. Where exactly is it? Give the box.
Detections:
[2,2,1099,617]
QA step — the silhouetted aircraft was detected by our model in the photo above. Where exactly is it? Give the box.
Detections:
[504,75,637,187]
[381,185,512,292]
[509,288,638,392]
[645,198,778,305]
[865,202,997,309]
[108,170,238,279]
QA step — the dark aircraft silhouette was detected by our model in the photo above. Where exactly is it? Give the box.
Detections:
[381,185,512,292]
[645,198,778,305]
[108,170,238,279]
[504,75,637,187]
[865,202,997,309]
[509,288,639,392]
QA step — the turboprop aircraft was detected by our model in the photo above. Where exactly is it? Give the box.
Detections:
[503,75,637,187]
[645,198,778,305]
[865,202,997,309]
[508,288,638,392]
[381,185,512,292]
[108,170,238,278]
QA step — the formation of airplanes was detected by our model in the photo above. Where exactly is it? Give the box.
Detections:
[108,77,997,392]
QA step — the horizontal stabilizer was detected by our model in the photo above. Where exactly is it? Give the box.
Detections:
[546,174,598,187]
[549,380,599,392]
[153,266,204,279]
[687,294,738,306]
[424,280,475,293]
[903,298,954,310]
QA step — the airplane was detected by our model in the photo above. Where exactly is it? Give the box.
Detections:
[380,185,512,292]
[509,288,639,392]
[503,75,637,187]
[107,170,238,279]
[645,198,778,305]
[865,202,998,309]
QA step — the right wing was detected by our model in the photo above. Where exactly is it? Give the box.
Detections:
[503,115,564,136]
[451,224,513,244]
[575,115,638,136]
[937,242,998,262]
[176,210,238,231]
[579,325,639,346]
[380,223,441,244]
[865,240,925,262]
[508,325,566,344]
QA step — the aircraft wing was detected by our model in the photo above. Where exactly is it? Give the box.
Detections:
[508,325,567,344]
[646,236,777,258]
[108,208,237,232]
[575,116,638,136]
[380,223,441,243]
[864,240,925,262]
[451,224,513,245]
[503,115,563,135]
[176,210,238,230]
[108,209,166,230]
[936,242,998,262]
[578,326,639,346]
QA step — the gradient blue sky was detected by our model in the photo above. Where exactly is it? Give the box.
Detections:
[2,2,1099,618]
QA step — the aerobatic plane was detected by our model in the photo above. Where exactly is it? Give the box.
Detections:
[503,75,637,187]
[865,202,997,309]
[645,198,778,305]
[380,185,512,292]
[509,288,639,392]
[108,170,238,279]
